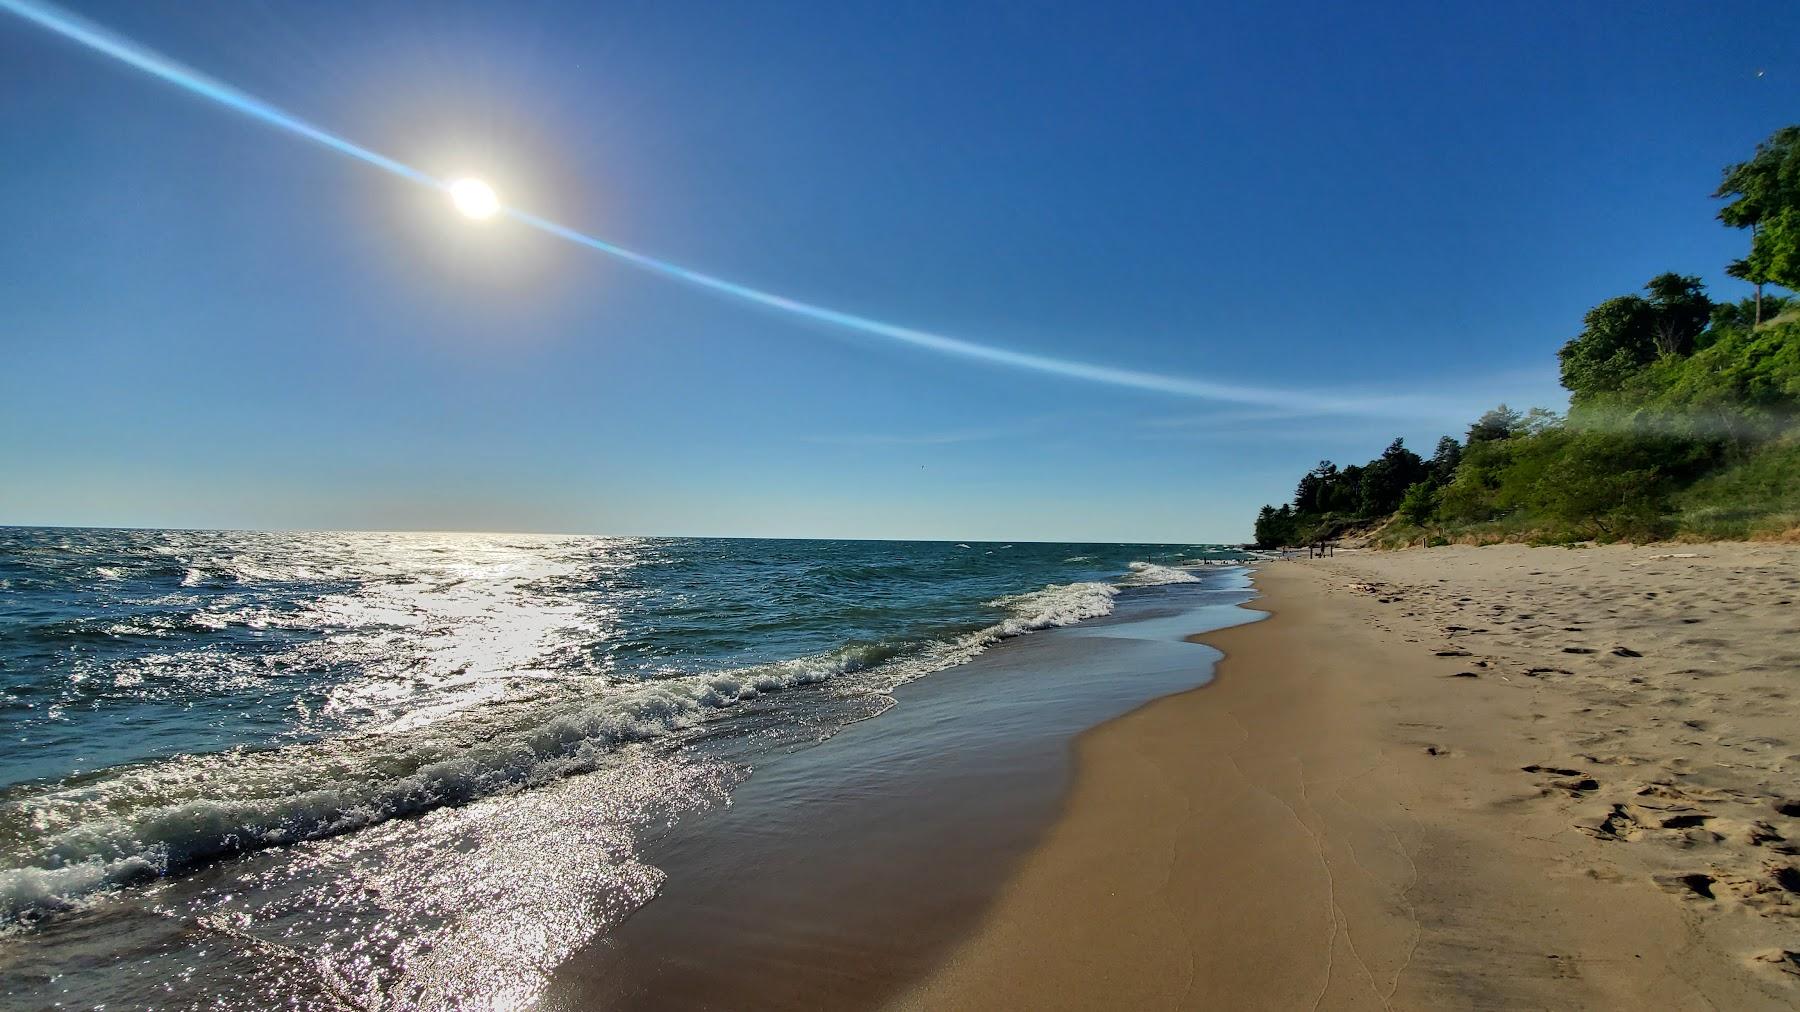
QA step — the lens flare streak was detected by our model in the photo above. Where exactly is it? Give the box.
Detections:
[4,0,1427,417]
[508,208,1388,413]
[1,0,433,187]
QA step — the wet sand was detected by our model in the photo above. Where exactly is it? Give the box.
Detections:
[899,545,1800,1009]
[535,575,1259,1010]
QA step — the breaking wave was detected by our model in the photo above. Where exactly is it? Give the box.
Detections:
[0,570,1155,925]
[1119,561,1202,586]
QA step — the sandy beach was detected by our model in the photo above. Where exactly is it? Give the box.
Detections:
[898,544,1800,1009]
[8,3,1796,1006]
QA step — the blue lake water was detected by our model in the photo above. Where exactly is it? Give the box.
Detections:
[0,527,1244,1007]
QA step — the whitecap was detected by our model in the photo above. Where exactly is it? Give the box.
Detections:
[1119,561,1202,586]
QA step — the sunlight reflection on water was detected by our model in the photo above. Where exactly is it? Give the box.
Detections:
[0,528,1241,1007]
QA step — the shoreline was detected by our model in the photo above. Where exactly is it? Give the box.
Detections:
[896,546,1800,1008]
[536,572,1260,1009]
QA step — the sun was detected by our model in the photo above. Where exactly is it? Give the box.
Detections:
[448,178,500,220]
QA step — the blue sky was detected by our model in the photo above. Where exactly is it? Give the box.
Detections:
[1,0,1793,542]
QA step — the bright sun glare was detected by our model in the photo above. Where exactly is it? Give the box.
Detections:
[449,178,500,220]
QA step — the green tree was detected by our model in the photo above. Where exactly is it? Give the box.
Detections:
[1254,504,1300,547]
[1558,276,1712,398]
[1617,316,1800,439]
[1397,481,1440,525]
[1254,505,1281,548]
[1717,125,1800,324]
[1533,434,1676,539]
[1436,435,1515,522]
[1325,463,1365,514]
[1467,404,1523,443]
[1359,438,1429,516]
[1726,254,1774,324]
[1559,297,1658,397]
[1755,207,1800,292]
[1709,295,1794,338]
[1644,273,1712,356]
[1293,461,1336,514]
[1519,407,1562,435]
[1429,435,1463,482]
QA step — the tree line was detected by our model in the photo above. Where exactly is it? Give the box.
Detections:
[1255,125,1800,548]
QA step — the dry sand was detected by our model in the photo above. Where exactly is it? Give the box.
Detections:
[894,543,1800,1009]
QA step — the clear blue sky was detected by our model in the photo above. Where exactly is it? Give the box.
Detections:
[2,0,1793,542]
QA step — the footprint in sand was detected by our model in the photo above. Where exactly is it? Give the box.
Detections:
[1586,804,1643,841]
[1747,822,1796,854]
[1772,866,1800,893]
[1655,872,1718,900]
[1752,949,1800,979]
[1660,813,1713,830]
[1521,764,1599,795]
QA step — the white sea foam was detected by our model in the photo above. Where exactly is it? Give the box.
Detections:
[0,573,1136,925]
[1119,561,1202,586]
[0,857,155,927]
[187,611,229,631]
[986,581,1119,635]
